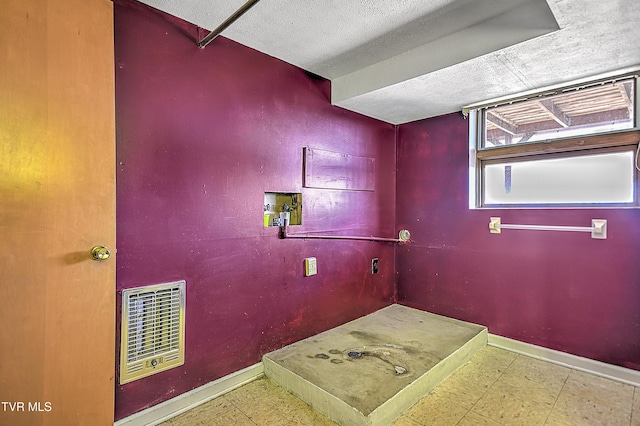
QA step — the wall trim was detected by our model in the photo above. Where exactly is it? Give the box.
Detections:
[114,336,640,425]
[488,334,640,387]
[114,362,264,426]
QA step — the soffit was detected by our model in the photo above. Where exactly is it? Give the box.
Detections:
[134,0,640,124]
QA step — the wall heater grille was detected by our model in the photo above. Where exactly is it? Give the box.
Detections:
[119,280,186,384]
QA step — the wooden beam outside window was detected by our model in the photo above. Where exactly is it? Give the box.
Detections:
[538,99,571,127]
[486,110,518,135]
[476,130,640,160]
[619,81,634,114]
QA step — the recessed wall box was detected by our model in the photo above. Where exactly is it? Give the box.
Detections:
[264,192,302,227]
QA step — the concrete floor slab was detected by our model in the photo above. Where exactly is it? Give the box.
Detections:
[263,304,487,425]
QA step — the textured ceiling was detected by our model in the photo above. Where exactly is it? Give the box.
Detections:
[135,0,640,124]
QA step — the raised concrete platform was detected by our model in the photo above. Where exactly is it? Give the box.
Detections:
[263,304,487,426]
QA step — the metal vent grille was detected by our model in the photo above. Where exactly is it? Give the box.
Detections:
[119,280,185,384]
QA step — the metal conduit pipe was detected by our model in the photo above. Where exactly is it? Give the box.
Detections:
[197,0,262,49]
[279,226,411,243]
[284,234,405,243]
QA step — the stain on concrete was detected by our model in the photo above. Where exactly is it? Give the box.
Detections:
[341,344,411,376]
[394,366,407,375]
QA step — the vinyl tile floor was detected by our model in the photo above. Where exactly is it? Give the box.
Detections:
[161,347,640,425]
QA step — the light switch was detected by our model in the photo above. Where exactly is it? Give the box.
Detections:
[305,257,317,276]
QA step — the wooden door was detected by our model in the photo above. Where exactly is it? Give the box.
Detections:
[0,0,116,425]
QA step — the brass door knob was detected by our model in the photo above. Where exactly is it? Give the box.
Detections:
[90,245,111,261]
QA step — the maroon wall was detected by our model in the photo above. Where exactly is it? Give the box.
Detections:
[396,112,640,371]
[114,0,396,419]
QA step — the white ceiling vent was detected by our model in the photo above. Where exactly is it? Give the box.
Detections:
[119,280,186,385]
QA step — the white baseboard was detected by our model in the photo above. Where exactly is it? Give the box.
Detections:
[114,336,639,425]
[488,334,640,387]
[114,363,264,426]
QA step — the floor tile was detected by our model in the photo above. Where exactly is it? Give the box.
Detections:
[545,404,630,426]
[562,369,634,405]
[156,348,639,426]
[166,397,254,426]
[431,370,493,410]
[549,373,634,426]
[504,355,570,395]
[457,411,502,426]
[283,398,337,426]
[490,369,558,407]
[472,346,518,372]
[431,347,510,410]
[224,378,336,426]
[237,402,290,426]
[403,387,469,425]
[633,387,640,426]
[390,414,421,425]
[224,378,278,406]
[471,378,554,425]
[466,352,562,426]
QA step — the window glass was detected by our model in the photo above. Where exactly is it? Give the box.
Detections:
[483,79,635,148]
[483,150,635,205]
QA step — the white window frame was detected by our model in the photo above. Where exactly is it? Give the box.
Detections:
[468,73,640,209]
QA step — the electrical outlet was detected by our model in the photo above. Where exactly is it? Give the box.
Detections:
[305,257,317,276]
[371,258,379,274]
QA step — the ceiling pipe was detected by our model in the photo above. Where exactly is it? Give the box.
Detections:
[197,0,262,49]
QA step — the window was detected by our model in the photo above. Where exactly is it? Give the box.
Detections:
[468,74,640,208]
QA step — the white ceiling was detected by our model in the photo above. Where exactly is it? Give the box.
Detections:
[136,0,639,124]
